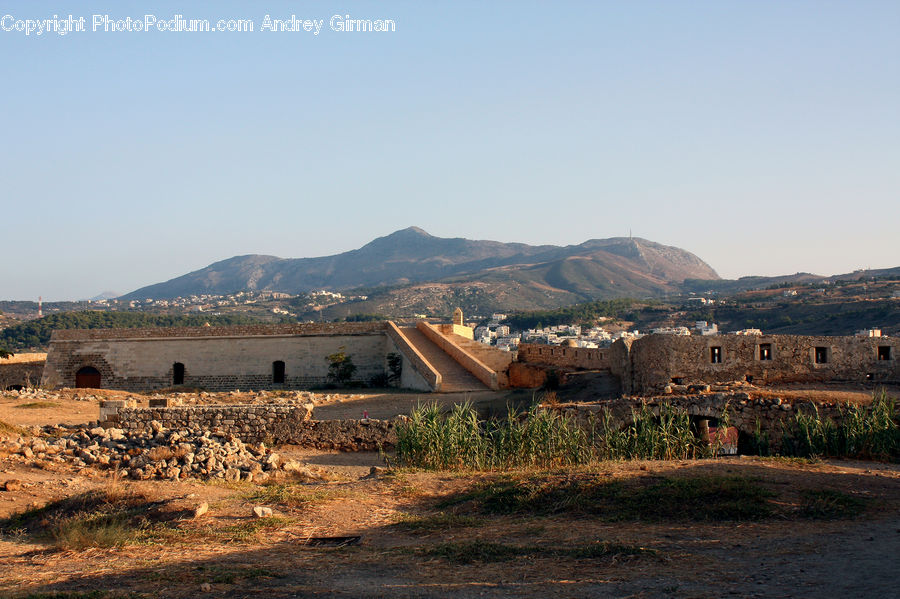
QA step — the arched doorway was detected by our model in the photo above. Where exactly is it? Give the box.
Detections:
[272,360,286,384]
[75,366,101,389]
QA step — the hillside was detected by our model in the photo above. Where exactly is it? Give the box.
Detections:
[121,228,720,302]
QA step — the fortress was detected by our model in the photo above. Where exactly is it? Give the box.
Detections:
[40,313,898,396]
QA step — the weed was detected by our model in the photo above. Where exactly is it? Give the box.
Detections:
[15,402,58,409]
[195,564,280,584]
[415,540,655,564]
[781,390,899,461]
[421,541,533,563]
[245,484,354,508]
[0,486,170,550]
[565,541,656,559]
[392,511,482,532]
[0,418,28,436]
[395,402,715,471]
[440,474,776,521]
[799,489,866,519]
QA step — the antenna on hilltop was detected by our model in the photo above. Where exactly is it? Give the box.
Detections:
[629,229,632,240]
[38,296,42,318]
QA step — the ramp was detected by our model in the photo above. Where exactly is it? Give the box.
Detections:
[399,327,490,392]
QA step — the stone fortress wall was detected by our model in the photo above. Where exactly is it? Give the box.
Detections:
[517,344,610,371]
[623,334,899,395]
[0,354,46,390]
[42,322,432,392]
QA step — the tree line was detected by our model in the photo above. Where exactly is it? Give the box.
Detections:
[503,298,642,330]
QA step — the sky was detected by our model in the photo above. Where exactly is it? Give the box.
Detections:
[1,0,898,301]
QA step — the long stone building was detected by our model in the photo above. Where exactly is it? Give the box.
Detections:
[40,320,513,394]
[516,333,899,395]
[40,316,898,396]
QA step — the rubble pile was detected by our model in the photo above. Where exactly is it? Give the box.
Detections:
[1,423,300,482]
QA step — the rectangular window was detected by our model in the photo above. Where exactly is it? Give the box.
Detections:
[815,347,829,364]
[759,343,772,361]
[877,346,892,361]
[710,347,722,364]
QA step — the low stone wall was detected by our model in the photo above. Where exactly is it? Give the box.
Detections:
[417,321,499,390]
[101,403,396,451]
[518,343,610,371]
[557,392,848,450]
[0,360,44,390]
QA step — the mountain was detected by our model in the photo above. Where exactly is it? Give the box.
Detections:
[88,291,120,301]
[121,227,720,302]
[682,266,900,295]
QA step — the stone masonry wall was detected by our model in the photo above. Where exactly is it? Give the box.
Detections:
[43,325,398,392]
[517,343,610,371]
[0,360,45,390]
[559,392,849,451]
[625,334,900,395]
[104,404,396,451]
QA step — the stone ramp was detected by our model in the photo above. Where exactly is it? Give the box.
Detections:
[399,327,489,392]
[447,334,515,373]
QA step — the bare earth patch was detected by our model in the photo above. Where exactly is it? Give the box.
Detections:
[0,389,898,597]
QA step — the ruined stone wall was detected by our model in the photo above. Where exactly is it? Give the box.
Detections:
[559,392,848,450]
[0,360,45,390]
[517,343,610,370]
[626,334,900,395]
[42,324,398,392]
[105,404,395,450]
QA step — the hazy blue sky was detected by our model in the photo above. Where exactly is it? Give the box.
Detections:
[2,1,898,300]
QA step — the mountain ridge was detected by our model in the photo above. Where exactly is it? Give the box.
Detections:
[121,227,720,301]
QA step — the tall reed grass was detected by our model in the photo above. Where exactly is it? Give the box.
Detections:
[394,401,715,470]
[781,389,899,460]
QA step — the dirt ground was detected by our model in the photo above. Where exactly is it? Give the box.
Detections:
[0,390,898,598]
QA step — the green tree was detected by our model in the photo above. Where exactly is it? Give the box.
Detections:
[0,347,13,359]
[325,347,357,385]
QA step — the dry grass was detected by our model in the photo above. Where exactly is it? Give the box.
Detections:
[14,402,58,410]
[245,483,357,508]
[0,353,46,364]
[754,387,881,405]
[0,418,28,436]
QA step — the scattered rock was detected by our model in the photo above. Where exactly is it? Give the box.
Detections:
[193,502,209,518]
[253,506,273,518]
[2,479,23,492]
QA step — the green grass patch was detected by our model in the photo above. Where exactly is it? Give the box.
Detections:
[245,483,354,508]
[0,486,168,549]
[18,593,146,599]
[415,540,655,564]
[440,474,776,521]
[392,511,482,532]
[0,485,211,550]
[196,564,281,584]
[15,402,58,409]
[138,516,294,545]
[799,489,867,519]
